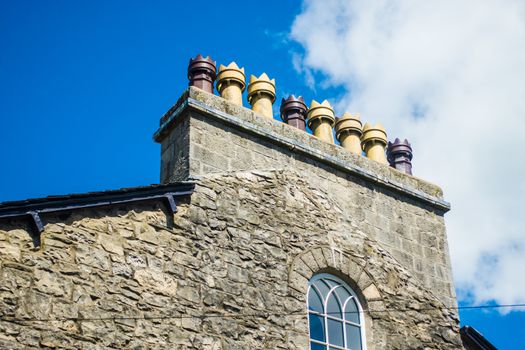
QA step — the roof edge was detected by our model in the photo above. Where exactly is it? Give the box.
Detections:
[460,326,498,350]
[0,182,195,219]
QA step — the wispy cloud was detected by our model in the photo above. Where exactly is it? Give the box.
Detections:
[290,0,525,308]
[291,52,316,90]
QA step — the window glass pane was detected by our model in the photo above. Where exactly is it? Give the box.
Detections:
[310,342,326,350]
[344,297,360,324]
[345,324,362,350]
[327,319,344,347]
[334,285,351,304]
[325,278,339,288]
[308,313,325,341]
[326,293,342,319]
[314,279,331,300]
[308,287,324,313]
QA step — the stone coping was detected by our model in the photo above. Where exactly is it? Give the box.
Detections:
[154,87,450,212]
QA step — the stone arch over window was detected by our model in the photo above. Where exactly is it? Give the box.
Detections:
[288,246,386,350]
[308,273,366,349]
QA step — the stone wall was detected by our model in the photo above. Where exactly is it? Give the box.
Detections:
[157,88,456,309]
[0,171,462,349]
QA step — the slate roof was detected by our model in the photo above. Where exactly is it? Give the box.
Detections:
[0,182,195,234]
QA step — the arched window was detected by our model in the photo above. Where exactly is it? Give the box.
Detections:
[307,273,365,350]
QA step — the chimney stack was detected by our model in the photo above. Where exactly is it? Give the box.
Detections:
[216,62,246,106]
[387,138,413,175]
[307,100,335,144]
[247,73,276,119]
[280,95,307,131]
[187,54,216,94]
[335,112,363,155]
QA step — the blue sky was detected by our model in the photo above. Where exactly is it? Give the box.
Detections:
[1,1,524,348]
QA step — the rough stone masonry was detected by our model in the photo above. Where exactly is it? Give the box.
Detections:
[0,87,463,349]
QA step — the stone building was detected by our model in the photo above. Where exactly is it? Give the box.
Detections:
[0,55,465,349]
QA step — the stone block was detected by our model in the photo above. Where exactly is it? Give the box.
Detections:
[34,270,70,297]
[0,241,21,262]
[75,246,111,271]
[133,269,177,297]
[363,283,382,301]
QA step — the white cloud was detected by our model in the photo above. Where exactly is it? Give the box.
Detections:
[290,0,525,308]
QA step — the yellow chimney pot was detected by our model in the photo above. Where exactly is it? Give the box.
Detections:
[247,73,276,119]
[216,62,246,106]
[335,112,363,155]
[361,123,388,164]
[307,100,336,144]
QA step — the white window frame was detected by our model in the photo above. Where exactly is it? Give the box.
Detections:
[306,273,367,350]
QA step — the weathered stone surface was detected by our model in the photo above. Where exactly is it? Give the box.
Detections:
[0,171,461,349]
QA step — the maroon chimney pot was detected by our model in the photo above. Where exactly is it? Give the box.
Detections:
[280,95,307,131]
[187,54,217,94]
[387,138,413,175]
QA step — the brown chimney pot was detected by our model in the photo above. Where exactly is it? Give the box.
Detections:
[387,138,413,175]
[187,54,217,94]
[280,95,307,131]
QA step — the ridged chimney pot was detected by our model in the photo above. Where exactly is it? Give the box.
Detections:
[307,100,336,144]
[280,95,307,131]
[335,112,363,155]
[187,54,217,94]
[247,73,276,119]
[361,123,388,164]
[387,138,413,175]
[216,62,246,106]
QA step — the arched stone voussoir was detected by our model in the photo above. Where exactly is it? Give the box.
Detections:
[288,245,385,307]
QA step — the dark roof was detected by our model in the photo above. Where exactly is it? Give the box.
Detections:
[0,182,195,234]
[461,326,498,350]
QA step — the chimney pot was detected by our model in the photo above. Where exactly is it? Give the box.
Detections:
[335,112,363,155]
[387,138,413,175]
[280,95,307,131]
[216,62,246,106]
[247,73,276,119]
[187,54,217,94]
[361,123,388,164]
[307,100,336,144]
